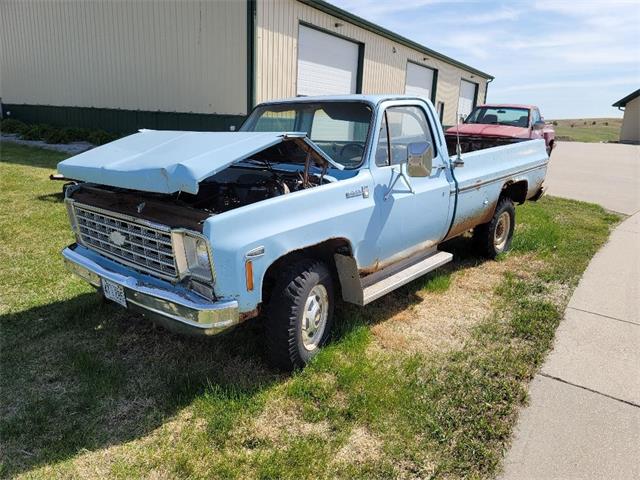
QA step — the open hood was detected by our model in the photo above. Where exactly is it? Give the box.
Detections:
[57,130,343,194]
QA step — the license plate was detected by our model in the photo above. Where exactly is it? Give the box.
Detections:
[102,279,127,308]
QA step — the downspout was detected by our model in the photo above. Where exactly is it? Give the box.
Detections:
[484,78,493,104]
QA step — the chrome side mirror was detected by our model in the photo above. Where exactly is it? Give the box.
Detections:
[406,141,433,177]
[532,120,545,130]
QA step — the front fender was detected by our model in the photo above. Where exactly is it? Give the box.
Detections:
[203,170,376,312]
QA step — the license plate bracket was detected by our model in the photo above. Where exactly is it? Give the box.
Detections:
[102,279,127,308]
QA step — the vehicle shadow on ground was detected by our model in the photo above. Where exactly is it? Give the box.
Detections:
[36,191,64,203]
[0,235,482,477]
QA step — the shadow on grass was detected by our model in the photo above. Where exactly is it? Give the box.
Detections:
[36,191,65,203]
[0,236,483,477]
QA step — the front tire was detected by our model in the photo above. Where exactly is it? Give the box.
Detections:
[265,259,335,370]
[473,197,515,259]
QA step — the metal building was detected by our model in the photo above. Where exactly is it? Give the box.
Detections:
[0,0,493,133]
[613,89,640,144]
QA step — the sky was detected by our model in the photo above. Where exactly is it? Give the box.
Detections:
[330,0,640,119]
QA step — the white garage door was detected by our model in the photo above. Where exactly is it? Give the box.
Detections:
[458,79,477,120]
[405,62,435,100]
[297,25,359,96]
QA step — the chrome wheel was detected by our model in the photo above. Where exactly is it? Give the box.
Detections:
[494,211,511,251]
[301,284,329,350]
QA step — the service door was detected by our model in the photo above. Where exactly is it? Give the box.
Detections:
[457,79,477,120]
[405,62,435,100]
[297,25,359,96]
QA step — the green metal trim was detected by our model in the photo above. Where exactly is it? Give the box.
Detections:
[247,0,256,112]
[471,80,479,108]
[1,104,246,134]
[431,69,439,104]
[612,88,640,108]
[483,78,493,104]
[406,60,438,104]
[298,0,493,80]
[297,21,365,94]
[356,43,365,94]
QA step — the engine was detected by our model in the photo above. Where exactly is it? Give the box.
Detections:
[181,166,326,214]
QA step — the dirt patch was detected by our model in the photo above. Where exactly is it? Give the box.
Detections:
[334,426,383,465]
[244,396,330,445]
[371,254,543,355]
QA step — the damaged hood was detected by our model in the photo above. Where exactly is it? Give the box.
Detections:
[57,130,343,194]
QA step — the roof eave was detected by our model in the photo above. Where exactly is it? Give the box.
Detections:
[612,88,640,108]
[298,0,494,80]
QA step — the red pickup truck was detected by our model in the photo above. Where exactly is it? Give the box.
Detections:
[445,104,555,156]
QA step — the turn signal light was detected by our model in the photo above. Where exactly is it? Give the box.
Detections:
[245,260,254,291]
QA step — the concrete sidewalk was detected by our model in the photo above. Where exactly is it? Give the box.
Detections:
[501,211,640,479]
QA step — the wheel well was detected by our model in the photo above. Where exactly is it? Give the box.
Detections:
[501,180,528,204]
[261,238,352,305]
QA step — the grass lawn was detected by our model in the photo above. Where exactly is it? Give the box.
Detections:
[0,142,620,479]
[551,118,622,143]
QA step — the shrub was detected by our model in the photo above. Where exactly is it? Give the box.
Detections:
[87,129,118,145]
[0,118,28,134]
[43,128,71,144]
[64,127,92,142]
[4,118,119,145]
[570,123,575,128]
[604,121,608,126]
[552,121,558,126]
[20,125,44,141]
[592,121,596,125]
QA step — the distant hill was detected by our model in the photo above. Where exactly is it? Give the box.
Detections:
[549,118,622,143]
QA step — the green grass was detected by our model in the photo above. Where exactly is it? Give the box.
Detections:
[0,142,620,479]
[551,117,622,143]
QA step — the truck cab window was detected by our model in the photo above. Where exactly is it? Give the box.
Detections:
[375,105,435,166]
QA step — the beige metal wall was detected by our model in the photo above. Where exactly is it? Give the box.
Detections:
[0,0,248,115]
[255,0,488,125]
[620,97,640,143]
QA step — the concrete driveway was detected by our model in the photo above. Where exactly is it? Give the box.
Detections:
[502,141,640,479]
[545,141,640,215]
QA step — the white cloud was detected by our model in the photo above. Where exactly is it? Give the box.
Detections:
[498,76,640,93]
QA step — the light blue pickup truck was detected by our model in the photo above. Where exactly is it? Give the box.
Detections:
[58,94,548,369]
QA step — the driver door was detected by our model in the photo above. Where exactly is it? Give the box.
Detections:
[369,102,452,265]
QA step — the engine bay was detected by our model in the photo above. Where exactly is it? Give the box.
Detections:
[178,164,328,214]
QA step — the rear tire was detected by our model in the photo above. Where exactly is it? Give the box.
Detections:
[265,259,334,371]
[473,197,515,259]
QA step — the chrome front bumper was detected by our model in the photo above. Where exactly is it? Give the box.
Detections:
[62,245,240,336]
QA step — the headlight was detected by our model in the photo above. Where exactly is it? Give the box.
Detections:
[173,231,214,283]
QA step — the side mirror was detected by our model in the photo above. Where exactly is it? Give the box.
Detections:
[406,142,433,177]
[532,120,545,130]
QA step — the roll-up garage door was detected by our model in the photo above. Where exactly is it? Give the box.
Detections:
[297,25,359,96]
[405,62,435,100]
[458,79,477,119]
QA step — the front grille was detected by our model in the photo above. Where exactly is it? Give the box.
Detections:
[73,203,178,280]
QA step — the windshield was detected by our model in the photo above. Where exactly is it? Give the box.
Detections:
[240,101,373,168]
[465,107,530,127]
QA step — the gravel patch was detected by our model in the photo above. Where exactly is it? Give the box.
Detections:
[1,134,94,155]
